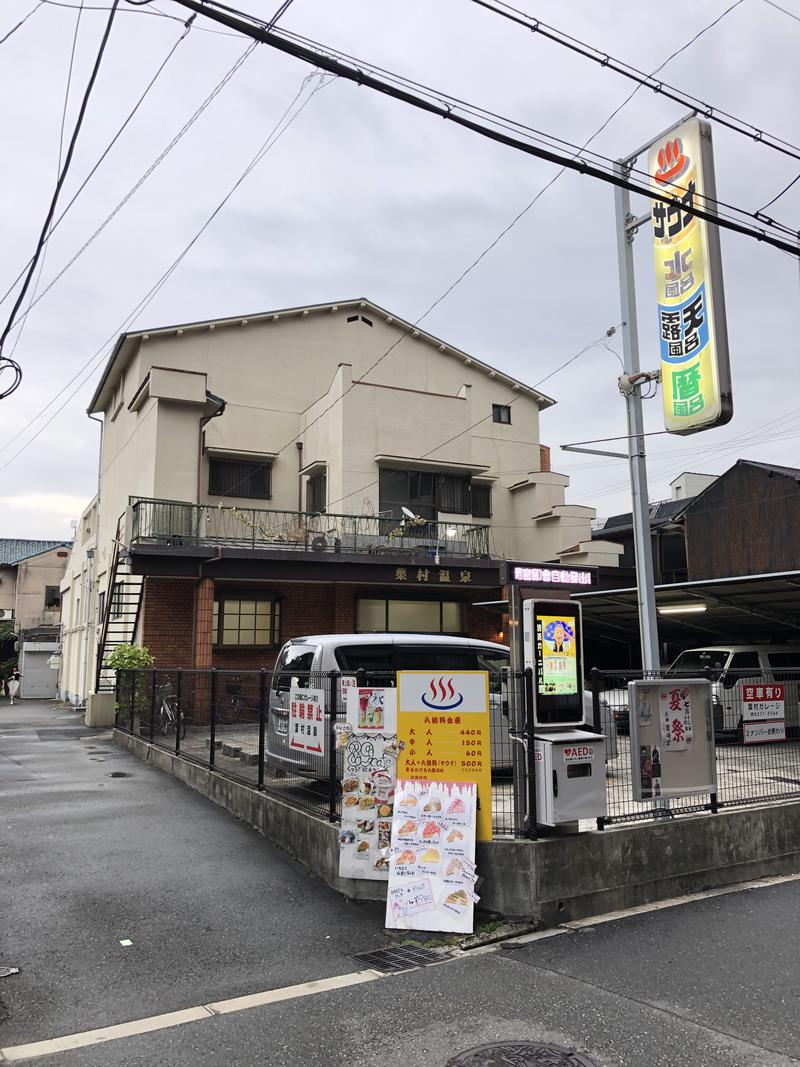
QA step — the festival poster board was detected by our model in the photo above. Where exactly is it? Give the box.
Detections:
[629,679,715,801]
[385,778,478,933]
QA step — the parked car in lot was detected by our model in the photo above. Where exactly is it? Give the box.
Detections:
[266,633,618,776]
[602,645,800,737]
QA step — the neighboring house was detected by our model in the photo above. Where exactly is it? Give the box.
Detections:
[58,500,99,705]
[593,461,800,584]
[0,538,72,698]
[580,460,800,664]
[59,297,617,692]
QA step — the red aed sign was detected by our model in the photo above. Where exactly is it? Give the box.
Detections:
[563,745,593,763]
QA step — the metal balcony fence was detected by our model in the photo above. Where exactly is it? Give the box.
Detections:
[114,666,800,838]
[128,497,491,559]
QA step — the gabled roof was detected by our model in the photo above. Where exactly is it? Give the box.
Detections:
[0,539,72,566]
[88,297,556,414]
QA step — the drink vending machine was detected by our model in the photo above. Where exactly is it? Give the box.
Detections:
[522,598,607,828]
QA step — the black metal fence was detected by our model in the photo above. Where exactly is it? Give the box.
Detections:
[115,666,800,835]
[594,667,800,824]
[115,667,531,837]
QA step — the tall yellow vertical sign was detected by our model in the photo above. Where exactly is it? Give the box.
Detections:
[397,671,493,841]
[649,117,732,434]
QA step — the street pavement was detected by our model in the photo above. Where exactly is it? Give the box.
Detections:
[2,699,800,1066]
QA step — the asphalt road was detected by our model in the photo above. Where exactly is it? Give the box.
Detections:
[2,699,800,1067]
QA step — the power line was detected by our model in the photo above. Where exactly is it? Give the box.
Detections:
[40,0,240,34]
[0,15,194,312]
[0,70,331,474]
[182,0,769,506]
[4,37,256,335]
[468,0,800,165]
[7,0,86,368]
[1,1,44,45]
[166,0,800,255]
[0,0,119,401]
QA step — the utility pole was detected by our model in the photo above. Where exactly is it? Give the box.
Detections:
[613,159,661,674]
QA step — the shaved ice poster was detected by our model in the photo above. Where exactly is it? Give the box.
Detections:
[385,778,478,934]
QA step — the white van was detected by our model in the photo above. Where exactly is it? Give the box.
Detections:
[266,634,511,776]
[666,645,800,735]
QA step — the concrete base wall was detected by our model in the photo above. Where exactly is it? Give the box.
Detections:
[115,730,800,923]
[85,692,117,727]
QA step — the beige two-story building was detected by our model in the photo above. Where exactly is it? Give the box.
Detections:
[58,298,620,694]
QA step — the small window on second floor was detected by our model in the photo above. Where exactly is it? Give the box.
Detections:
[44,586,61,610]
[209,459,271,500]
[307,471,327,514]
[492,404,511,424]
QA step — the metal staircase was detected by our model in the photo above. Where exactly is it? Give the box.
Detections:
[94,516,144,692]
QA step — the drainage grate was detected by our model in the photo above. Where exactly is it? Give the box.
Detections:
[447,1043,599,1066]
[101,753,129,760]
[350,945,452,974]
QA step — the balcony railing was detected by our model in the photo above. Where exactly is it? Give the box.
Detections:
[128,498,491,559]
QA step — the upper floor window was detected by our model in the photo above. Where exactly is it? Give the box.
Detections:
[209,459,271,500]
[44,586,61,610]
[379,468,490,519]
[306,471,327,514]
[492,404,512,424]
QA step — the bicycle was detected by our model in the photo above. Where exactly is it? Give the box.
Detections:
[217,677,260,725]
[158,685,186,739]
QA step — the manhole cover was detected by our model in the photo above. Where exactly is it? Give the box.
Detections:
[447,1044,598,1066]
[107,771,132,779]
[351,945,451,974]
[0,967,19,978]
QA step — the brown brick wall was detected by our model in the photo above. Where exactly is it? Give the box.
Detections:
[139,579,505,670]
[140,577,195,667]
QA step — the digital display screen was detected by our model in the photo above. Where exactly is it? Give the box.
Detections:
[523,599,584,726]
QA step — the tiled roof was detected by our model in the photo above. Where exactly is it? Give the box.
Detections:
[0,539,71,565]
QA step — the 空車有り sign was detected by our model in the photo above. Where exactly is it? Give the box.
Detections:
[742,684,785,744]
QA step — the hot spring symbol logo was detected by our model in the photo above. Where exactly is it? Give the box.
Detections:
[421,677,464,711]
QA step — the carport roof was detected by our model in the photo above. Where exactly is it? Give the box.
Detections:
[574,570,800,645]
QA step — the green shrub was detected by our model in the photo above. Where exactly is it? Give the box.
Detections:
[107,644,154,671]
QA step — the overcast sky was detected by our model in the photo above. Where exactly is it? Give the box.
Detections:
[0,0,798,541]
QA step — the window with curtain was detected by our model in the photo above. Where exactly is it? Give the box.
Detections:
[356,598,463,633]
[306,471,327,513]
[437,473,470,514]
[471,484,492,518]
[208,459,271,500]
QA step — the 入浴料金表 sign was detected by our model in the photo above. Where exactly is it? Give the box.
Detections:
[396,672,492,841]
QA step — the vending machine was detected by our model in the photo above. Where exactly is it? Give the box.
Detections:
[522,598,607,828]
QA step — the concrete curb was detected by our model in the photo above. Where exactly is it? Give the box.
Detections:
[115,729,800,923]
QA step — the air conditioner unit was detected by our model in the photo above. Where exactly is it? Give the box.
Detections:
[0,608,14,621]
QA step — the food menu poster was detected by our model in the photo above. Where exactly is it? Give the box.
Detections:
[385,779,479,934]
[339,767,395,881]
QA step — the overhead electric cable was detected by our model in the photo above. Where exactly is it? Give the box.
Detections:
[467,0,800,165]
[164,0,800,257]
[4,37,256,334]
[0,0,119,400]
[0,15,194,311]
[1,1,44,45]
[7,0,86,367]
[0,70,331,470]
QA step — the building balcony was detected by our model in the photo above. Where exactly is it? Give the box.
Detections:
[128,498,491,560]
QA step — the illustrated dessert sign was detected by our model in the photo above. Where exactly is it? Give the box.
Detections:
[385,778,479,933]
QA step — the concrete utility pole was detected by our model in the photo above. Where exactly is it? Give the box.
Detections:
[613,160,661,675]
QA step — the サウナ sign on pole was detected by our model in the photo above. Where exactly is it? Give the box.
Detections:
[648,116,732,434]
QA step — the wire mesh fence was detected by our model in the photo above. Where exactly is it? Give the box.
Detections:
[593,667,800,823]
[115,666,800,835]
